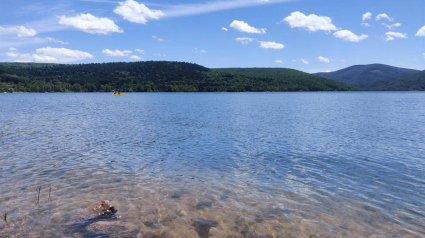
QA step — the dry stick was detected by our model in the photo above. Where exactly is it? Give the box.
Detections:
[2,211,8,223]
[36,186,42,205]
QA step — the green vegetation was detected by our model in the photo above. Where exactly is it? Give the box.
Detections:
[315,64,421,90]
[365,70,425,91]
[0,61,354,92]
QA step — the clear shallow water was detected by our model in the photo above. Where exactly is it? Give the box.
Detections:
[0,92,424,238]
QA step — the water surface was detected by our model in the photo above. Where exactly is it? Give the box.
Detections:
[0,92,424,238]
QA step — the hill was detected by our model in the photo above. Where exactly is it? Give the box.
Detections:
[365,70,425,91]
[314,64,420,90]
[0,61,354,92]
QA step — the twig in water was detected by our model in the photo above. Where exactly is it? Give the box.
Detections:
[2,211,8,223]
[36,186,42,204]
[49,184,52,202]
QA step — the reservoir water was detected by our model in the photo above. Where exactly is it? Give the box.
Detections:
[0,92,424,237]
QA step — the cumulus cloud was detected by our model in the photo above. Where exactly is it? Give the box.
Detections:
[6,47,93,63]
[0,25,37,37]
[135,49,145,54]
[58,13,123,34]
[362,12,372,21]
[235,37,255,45]
[130,55,142,60]
[9,47,17,51]
[258,41,284,49]
[361,23,370,27]
[385,31,407,41]
[275,59,283,64]
[282,11,337,32]
[221,27,228,31]
[301,59,309,64]
[334,30,368,42]
[318,56,330,63]
[382,23,401,30]
[114,0,164,24]
[376,13,393,21]
[416,26,425,37]
[229,20,266,34]
[102,49,132,57]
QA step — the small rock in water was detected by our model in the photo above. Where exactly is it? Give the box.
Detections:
[144,221,162,229]
[73,200,118,222]
[171,191,184,199]
[192,218,218,238]
[195,201,212,209]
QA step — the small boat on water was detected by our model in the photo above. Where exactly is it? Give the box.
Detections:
[113,90,125,96]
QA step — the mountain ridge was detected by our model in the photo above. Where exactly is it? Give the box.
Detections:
[314,63,422,90]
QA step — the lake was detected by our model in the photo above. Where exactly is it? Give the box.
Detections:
[0,92,424,238]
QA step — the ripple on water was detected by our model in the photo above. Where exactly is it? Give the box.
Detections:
[1,92,425,238]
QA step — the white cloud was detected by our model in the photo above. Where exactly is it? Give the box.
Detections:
[301,59,309,64]
[0,25,37,37]
[6,47,93,63]
[6,52,21,58]
[275,59,283,64]
[340,59,345,62]
[423,53,425,58]
[114,0,164,24]
[416,26,425,37]
[154,53,166,57]
[376,13,393,21]
[361,23,370,27]
[229,20,266,34]
[194,48,207,55]
[45,37,68,44]
[318,56,330,63]
[221,27,228,31]
[258,41,284,49]
[334,30,368,42]
[235,37,255,45]
[9,47,17,51]
[152,36,167,42]
[382,23,401,30]
[282,11,337,32]
[58,13,123,34]
[135,49,145,54]
[102,49,132,57]
[385,31,407,41]
[362,12,372,21]
[130,55,142,60]
[292,59,296,62]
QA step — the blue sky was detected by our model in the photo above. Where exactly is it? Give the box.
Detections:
[0,0,424,72]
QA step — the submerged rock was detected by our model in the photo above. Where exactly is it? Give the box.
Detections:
[74,200,117,221]
[191,218,218,238]
[68,200,120,237]
[195,201,212,210]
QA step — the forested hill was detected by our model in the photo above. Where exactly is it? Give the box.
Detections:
[0,61,354,92]
[314,64,420,90]
[365,70,425,91]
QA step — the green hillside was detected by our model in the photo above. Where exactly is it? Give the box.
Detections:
[0,61,354,92]
[314,64,420,90]
[366,70,425,91]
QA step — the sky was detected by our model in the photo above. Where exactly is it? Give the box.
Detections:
[0,0,424,72]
